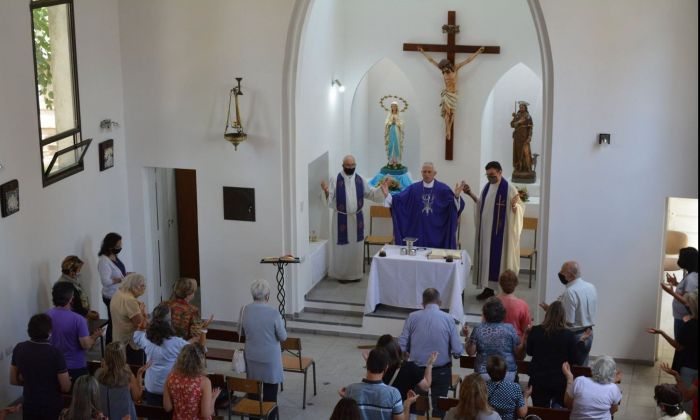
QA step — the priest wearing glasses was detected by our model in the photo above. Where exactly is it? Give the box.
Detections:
[381,162,465,250]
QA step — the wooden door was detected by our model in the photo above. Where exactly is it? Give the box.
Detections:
[175,169,200,284]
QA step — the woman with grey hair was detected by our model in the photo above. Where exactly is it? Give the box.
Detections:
[562,356,622,419]
[110,273,148,365]
[241,279,286,419]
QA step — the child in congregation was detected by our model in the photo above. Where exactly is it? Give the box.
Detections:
[485,355,530,420]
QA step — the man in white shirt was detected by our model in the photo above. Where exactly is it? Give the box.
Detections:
[540,261,597,365]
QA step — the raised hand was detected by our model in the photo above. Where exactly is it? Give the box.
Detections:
[380,179,390,197]
[321,181,329,196]
[202,314,214,328]
[212,387,222,399]
[580,327,592,342]
[646,327,661,335]
[405,389,419,405]
[561,362,573,381]
[665,273,678,286]
[461,323,470,338]
[427,351,439,366]
[660,282,675,295]
[138,361,153,376]
[660,362,681,380]
[511,195,520,212]
[454,182,464,198]
[338,387,347,398]
[539,302,549,312]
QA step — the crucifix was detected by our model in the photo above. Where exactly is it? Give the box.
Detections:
[403,11,500,160]
[494,196,506,231]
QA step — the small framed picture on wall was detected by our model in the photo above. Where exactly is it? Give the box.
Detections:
[0,179,20,218]
[99,139,114,171]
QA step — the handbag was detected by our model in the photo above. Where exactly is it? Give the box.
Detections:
[232,304,248,374]
[232,348,246,374]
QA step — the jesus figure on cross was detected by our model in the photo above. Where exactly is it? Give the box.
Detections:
[418,45,485,140]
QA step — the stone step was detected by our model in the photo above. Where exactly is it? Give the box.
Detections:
[293,308,363,327]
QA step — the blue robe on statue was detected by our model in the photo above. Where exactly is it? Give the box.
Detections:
[390,180,465,249]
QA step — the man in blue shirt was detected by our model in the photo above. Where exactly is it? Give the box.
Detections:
[342,348,418,420]
[399,288,464,416]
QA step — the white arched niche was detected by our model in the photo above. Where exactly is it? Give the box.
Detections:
[350,58,421,177]
[480,62,543,190]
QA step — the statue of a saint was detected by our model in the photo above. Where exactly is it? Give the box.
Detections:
[384,102,404,166]
[511,101,535,183]
[418,46,485,140]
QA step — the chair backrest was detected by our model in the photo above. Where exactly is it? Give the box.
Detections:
[413,395,431,415]
[208,373,226,391]
[460,355,475,369]
[571,365,592,378]
[135,403,173,419]
[526,406,571,420]
[665,230,689,255]
[523,217,538,249]
[369,205,392,234]
[282,337,304,370]
[87,359,101,375]
[437,397,459,411]
[206,328,242,343]
[226,376,262,395]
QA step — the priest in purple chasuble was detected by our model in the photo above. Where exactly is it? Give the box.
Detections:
[382,162,465,249]
[464,161,524,300]
[322,155,386,283]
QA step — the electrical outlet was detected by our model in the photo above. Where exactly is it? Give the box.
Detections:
[598,133,611,145]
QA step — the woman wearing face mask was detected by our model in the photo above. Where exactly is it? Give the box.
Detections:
[56,255,98,319]
[98,232,128,344]
[661,247,698,371]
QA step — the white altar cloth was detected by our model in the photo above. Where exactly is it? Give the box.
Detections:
[364,245,472,320]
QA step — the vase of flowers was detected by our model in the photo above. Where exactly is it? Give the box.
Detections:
[516,186,529,202]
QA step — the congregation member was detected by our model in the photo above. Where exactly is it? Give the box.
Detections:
[465,297,526,383]
[133,303,190,406]
[10,314,71,420]
[526,300,588,408]
[442,373,501,420]
[56,255,98,319]
[369,334,437,400]
[661,363,699,420]
[398,288,463,417]
[59,375,106,420]
[496,269,531,339]
[47,281,103,381]
[648,292,698,389]
[110,273,148,365]
[485,355,529,420]
[163,344,221,420]
[167,277,212,340]
[241,279,287,416]
[321,154,386,283]
[662,247,698,372]
[341,348,419,420]
[654,383,692,420]
[462,161,523,301]
[540,260,597,365]
[95,342,146,420]
[330,397,362,420]
[382,162,465,249]
[562,357,622,420]
[98,232,128,343]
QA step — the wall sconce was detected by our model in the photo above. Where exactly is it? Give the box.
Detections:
[331,79,345,93]
[225,77,247,150]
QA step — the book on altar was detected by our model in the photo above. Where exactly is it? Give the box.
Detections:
[427,249,462,260]
[261,255,299,263]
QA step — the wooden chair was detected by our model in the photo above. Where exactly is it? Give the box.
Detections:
[363,205,394,272]
[520,217,538,288]
[225,376,277,420]
[526,406,571,420]
[207,328,243,343]
[280,337,317,409]
[415,395,440,420]
[437,396,459,412]
[209,373,230,412]
[449,373,461,397]
[664,230,689,271]
[459,355,475,369]
[135,404,173,419]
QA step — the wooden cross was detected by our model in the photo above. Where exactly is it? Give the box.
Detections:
[494,196,506,231]
[403,11,500,160]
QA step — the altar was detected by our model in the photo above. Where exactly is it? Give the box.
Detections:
[364,245,472,320]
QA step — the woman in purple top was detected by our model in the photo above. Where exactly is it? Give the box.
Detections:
[465,297,527,382]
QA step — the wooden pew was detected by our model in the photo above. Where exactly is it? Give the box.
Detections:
[461,356,592,378]
[526,406,571,420]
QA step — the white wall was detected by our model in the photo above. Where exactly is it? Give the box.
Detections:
[540,0,698,362]
[0,0,130,405]
[118,0,294,322]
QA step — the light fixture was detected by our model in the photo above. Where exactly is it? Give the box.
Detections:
[332,79,345,93]
[225,77,247,150]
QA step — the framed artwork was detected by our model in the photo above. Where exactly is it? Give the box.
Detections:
[223,187,256,222]
[0,179,19,218]
[99,139,114,171]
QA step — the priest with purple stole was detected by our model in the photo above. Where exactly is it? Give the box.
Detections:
[381,162,465,249]
[464,161,524,300]
[322,155,386,283]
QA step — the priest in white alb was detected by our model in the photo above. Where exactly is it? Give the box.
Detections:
[322,155,386,283]
[463,161,524,300]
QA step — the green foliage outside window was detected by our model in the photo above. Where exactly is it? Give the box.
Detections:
[33,7,54,110]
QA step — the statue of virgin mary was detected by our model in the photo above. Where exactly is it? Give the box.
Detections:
[384,101,404,166]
